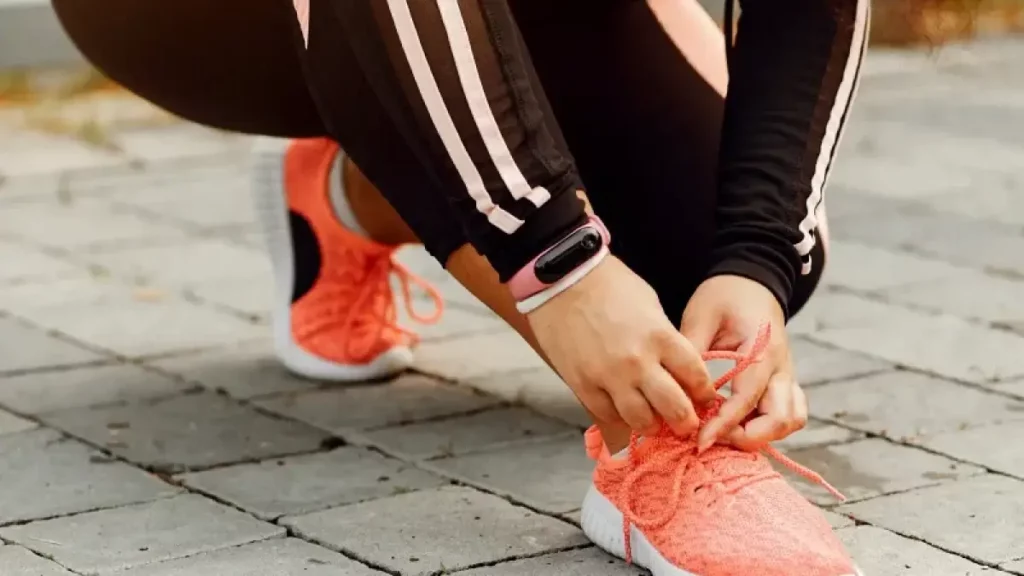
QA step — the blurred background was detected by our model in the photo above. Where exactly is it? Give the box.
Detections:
[2,2,1024,575]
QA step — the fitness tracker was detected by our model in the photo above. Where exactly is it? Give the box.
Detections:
[509,216,611,313]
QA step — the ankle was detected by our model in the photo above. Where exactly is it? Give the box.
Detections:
[340,155,420,246]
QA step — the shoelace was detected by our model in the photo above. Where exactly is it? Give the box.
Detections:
[617,324,844,564]
[301,244,443,362]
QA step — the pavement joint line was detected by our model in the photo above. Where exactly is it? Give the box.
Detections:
[0,358,119,380]
[806,414,1024,486]
[0,311,120,362]
[838,511,1016,571]
[827,283,1024,338]
[429,542,595,575]
[12,394,349,477]
[798,367,897,389]
[0,489,182,531]
[279,524,403,576]
[799,345,1024,404]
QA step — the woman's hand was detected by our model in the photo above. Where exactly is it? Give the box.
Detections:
[681,274,807,452]
[526,256,716,437]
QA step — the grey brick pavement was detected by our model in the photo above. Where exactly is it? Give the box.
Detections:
[2,41,1024,574]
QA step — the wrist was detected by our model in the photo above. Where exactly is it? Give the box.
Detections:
[508,215,611,314]
[706,256,792,319]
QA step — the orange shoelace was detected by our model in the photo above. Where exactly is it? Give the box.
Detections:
[617,324,844,564]
[297,243,444,363]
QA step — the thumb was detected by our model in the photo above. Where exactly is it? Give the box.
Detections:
[680,305,719,354]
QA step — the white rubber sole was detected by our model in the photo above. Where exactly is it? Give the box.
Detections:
[249,137,413,382]
[581,485,864,576]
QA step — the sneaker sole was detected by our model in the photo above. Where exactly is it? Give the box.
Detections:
[250,137,413,381]
[581,485,864,576]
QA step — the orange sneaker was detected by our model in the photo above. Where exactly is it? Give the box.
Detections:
[580,326,862,576]
[251,137,442,381]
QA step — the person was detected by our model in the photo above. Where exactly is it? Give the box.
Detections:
[54,0,867,573]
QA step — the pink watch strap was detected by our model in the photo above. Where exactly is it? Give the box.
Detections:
[507,216,610,302]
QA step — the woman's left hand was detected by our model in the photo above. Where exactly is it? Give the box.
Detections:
[680,274,808,452]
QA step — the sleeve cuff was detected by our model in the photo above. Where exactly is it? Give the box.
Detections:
[706,255,794,319]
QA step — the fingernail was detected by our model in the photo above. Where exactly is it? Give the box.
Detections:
[696,432,712,454]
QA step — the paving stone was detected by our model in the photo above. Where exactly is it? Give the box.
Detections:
[828,145,975,199]
[0,240,78,283]
[283,486,585,575]
[84,240,270,287]
[863,92,1024,147]
[831,206,1024,279]
[990,378,1024,400]
[118,538,383,576]
[0,276,149,311]
[784,439,982,505]
[0,199,186,251]
[0,409,36,436]
[467,368,590,428]
[839,475,1024,565]
[883,271,1024,325]
[822,510,855,529]
[185,278,272,320]
[0,130,127,177]
[106,170,255,230]
[68,161,247,198]
[363,407,575,460]
[793,293,1024,383]
[113,125,246,165]
[790,338,892,387]
[0,546,76,575]
[1002,559,1024,574]
[0,364,189,415]
[0,494,284,575]
[147,341,315,399]
[838,526,995,576]
[428,435,592,514]
[459,548,642,575]
[807,371,1024,442]
[787,290,896,337]
[822,241,968,292]
[834,115,1024,178]
[931,178,1024,228]
[253,374,500,433]
[179,448,446,520]
[414,330,547,381]
[0,316,105,374]
[41,392,331,473]
[774,420,863,452]
[0,172,62,202]
[922,421,1024,478]
[22,297,264,358]
[0,429,179,524]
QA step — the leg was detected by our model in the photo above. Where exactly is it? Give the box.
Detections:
[52,0,323,137]
[53,0,439,380]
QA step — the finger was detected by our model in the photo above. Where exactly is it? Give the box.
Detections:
[658,330,716,406]
[736,372,797,449]
[580,388,622,426]
[697,357,772,452]
[679,310,718,354]
[639,366,700,437]
[610,388,659,435]
[791,383,808,432]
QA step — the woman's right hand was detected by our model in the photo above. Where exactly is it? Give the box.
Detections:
[525,255,715,437]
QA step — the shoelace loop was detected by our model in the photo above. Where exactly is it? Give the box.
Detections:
[616,324,845,564]
[302,244,443,363]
